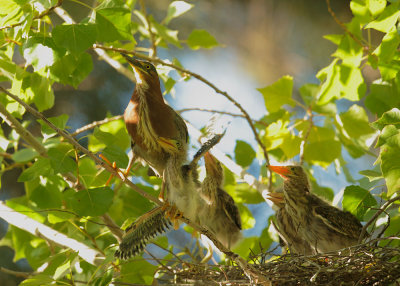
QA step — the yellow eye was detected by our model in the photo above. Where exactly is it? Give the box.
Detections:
[145,65,151,69]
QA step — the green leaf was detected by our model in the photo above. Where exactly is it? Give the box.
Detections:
[94,7,133,42]
[376,124,400,147]
[359,169,383,182]
[48,144,76,174]
[30,181,63,209]
[258,75,294,112]
[52,24,97,54]
[12,148,38,162]
[187,29,218,50]
[237,204,255,230]
[374,27,400,64]
[323,34,343,46]
[234,140,255,167]
[350,0,372,23]
[343,185,377,220]
[38,114,69,139]
[225,183,263,204]
[310,180,334,202]
[303,139,341,167]
[48,211,75,224]
[365,82,400,116]
[120,258,157,284]
[340,104,374,138]
[165,1,193,24]
[371,108,400,130]
[101,145,129,169]
[151,18,181,48]
[50,53,93,88]
[19,274,54,286]
[316,59,341,104]
[366,3,400,32]
[22,36,62,71]
[18,157,52,182]
[368,0,386,16]
[6,198,46,223]
[380,145,400,196]
[333,34,363,67]
[65,187,114,216]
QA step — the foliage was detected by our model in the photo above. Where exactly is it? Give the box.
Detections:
[0,0,399,284]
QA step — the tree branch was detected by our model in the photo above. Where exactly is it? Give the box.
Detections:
[0,201,103,265]
[0,102,47,157]
[0,0,63,30]
[358,194,400,243]
[71,115,124,137]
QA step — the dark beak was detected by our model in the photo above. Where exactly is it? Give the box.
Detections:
[120,53,144,71]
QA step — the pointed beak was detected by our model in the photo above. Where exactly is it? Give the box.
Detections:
[204,152,220,177]
[268,165,290,180]
[266,192,284,204]
[121,53,145,72]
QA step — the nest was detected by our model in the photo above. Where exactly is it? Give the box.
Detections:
[155,238,400,285]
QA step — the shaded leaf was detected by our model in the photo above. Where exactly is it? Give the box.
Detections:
[380,145,400,196]
[340,104,374,138]
[65,187,114,216]
[343,185,377,220]
[53,24,97,54]
[48,144,76,174]
[12,148,38,162]
[234,140,255,167]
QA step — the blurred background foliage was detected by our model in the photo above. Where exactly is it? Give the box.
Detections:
[0,0,400,284]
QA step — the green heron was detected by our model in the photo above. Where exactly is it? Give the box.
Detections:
[266,191,314,255]
[121,53,188,199]
[115,135,224,259]
[268,165,366,253]
[199,152,242,249]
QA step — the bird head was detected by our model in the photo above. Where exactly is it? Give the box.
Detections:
[121,53,160,90]
[204,152,224,186]
[268,165,310,190]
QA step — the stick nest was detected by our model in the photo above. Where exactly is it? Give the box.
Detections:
[156,238,400,285]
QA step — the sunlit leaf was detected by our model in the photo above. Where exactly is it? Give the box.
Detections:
[165,1,193,24]
[380,145,400,196]
[258,75,294,113]
[343,185,377,220]
[366,3,400,33]
[371,108,400,130]
[187,29,218,50]
[340,104,374,138]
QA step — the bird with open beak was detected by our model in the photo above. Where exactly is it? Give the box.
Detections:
[268,165,367,253]
[266,190,314,255]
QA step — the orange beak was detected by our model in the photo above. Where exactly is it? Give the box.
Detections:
[268,165,290,180]
[266,192,284,204]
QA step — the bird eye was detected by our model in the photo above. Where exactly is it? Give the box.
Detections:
[145,65,151,69]
[291,167,295,171]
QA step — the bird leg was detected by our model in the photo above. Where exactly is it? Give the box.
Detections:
[158,169,167,202]
[99,154,123,185]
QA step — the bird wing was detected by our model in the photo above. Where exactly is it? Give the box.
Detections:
[220,190,242,230]
[313,204,362,239]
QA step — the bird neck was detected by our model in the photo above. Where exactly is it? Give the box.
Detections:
[127,87,164,153]
[283,179,310,217]
[201,176,220,205]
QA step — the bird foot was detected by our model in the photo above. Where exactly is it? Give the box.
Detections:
[99,154,124,185]
[161,202,183,230]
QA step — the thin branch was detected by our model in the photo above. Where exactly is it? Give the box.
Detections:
[1,86,267,282]
[0,201,103,265]
[0,267,32,278]
[0,102,47,157]
[326,0,366,49]
[92,45,271,175]
[138,0,157,58]
[299,108,313,166]
[358,194,400,243]
[179,107,246,119]
[0,0,63,30]
[71,115,123,136]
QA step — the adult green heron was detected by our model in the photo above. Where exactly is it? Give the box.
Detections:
[268,165,366,253]
[199,152,242,249]
[267,191,314,255]
[121,53,188,199]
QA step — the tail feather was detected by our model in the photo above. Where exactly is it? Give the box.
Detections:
[115,207,172,259]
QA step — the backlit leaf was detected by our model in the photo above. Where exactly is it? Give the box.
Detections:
[343,185,377,220]
[258,75,294,113]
